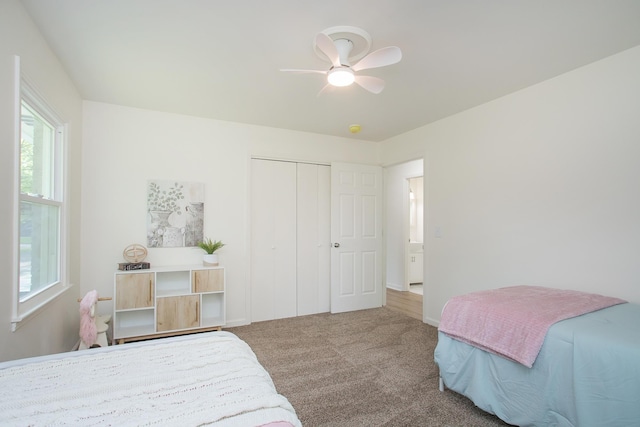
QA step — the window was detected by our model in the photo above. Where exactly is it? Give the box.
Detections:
[13,75,68,328]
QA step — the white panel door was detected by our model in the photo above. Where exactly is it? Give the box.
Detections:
[331,162,383,313]
[297,163,331,315]
[250,159,297,322]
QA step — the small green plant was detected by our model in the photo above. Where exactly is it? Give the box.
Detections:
[197,238,225,254]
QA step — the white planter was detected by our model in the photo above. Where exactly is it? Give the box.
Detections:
[203,253,219,266]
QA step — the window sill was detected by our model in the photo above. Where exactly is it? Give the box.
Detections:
[11,284,74,332]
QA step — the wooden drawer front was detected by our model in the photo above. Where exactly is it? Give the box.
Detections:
[115,273,154,309]
[156,295,199,332]
[192,269,224,293]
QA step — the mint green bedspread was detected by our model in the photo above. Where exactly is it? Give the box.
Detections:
[435,302,640,427]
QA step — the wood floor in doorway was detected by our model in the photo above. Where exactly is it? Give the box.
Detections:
[386,288,422,321]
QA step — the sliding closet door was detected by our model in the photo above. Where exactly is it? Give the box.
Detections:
[297,163,331,315]
[250,159,297,322]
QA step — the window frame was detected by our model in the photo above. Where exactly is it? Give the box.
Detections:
[11,58,71,331]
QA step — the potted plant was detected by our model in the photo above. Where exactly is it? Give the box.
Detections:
[197,238,225,266]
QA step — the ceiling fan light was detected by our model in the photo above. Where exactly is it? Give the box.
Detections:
[327,67,355,87]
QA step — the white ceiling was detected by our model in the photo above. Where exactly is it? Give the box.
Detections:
[20,0,640,142]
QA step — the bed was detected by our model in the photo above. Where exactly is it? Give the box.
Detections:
[434,286,640,427]
[0,331,302,427]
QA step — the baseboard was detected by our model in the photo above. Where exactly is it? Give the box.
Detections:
[386,283,403,291]
[224,318,251,328]
[424,316,439,327]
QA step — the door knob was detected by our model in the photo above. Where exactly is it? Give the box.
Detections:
[333,243,340,248]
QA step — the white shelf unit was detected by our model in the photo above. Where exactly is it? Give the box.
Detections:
[156,270,191,297]
[113,265,225,344]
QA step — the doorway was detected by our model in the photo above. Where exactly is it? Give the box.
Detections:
[383,159,424,320]
[383,159,423,293]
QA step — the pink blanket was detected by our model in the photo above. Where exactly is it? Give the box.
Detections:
[438,286,626,367]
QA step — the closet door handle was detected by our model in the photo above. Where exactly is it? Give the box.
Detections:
[333,243,340,248]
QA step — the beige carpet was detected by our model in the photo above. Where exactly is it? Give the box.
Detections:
[229,307,511,427]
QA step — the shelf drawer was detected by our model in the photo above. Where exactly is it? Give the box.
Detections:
[156,295,200,332]
[192,269,224,293]
[115,273,154,309]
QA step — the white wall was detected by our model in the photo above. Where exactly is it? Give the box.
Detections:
[384,159,423,291]
[380,45,640,325]
[81,101,378,327]
[0,0,83,362]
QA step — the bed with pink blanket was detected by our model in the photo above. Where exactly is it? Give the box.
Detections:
[0,331,301,427]
[434,286,640,427]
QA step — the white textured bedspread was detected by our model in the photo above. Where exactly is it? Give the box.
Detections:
[0,332,301,427]
[439,286,626,367]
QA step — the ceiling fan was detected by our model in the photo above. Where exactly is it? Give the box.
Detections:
[281,26,402,95]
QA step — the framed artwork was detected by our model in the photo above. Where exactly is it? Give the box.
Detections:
[147,180,204,248]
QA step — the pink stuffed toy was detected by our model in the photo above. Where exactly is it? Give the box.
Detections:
[79,290,99,347]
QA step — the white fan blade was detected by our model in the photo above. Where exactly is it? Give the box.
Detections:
[354,75,385,94]
[352,46,402,72]
[280,68,326,75]
[315,33,341,67]
[317,83,336,97]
